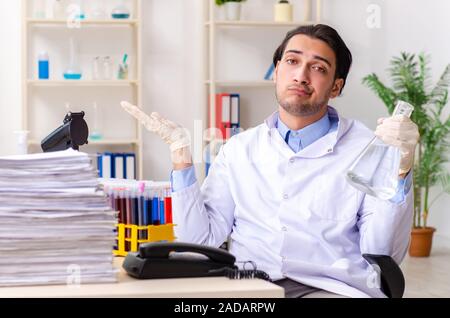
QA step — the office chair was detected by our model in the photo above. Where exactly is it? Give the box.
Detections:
[362,254,405,298]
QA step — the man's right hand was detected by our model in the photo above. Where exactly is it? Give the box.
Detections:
[120,101,192,169]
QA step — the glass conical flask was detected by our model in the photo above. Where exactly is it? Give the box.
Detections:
[346,100,414,200]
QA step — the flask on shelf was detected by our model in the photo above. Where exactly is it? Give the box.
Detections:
[346,100,415,200]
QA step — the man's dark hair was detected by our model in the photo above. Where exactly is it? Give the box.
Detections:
[272,24,352,94]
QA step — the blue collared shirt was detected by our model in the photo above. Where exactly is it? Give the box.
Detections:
[276,111,335,152]
[171,111,411,203]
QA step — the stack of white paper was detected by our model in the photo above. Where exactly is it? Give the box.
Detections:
[0,149,117,287]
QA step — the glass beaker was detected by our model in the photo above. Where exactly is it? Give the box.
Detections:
[89,102,103,140]
[346,100,414,200]
[90,3,107,20]
[63,37,82,80]
[92,56,101,80]
[102,56,113,80]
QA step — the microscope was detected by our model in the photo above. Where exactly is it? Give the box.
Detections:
[41,111,89,152]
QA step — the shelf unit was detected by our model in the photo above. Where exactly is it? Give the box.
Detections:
[26,18,139,25]
[201,0,322,179]
[21,0,143,179]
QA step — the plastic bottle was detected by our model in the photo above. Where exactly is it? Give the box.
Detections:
[38,51,50,80]
[346,100,415,200]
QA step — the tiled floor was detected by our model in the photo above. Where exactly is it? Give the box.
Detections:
[401,237,450,298]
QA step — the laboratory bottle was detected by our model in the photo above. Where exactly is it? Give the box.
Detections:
[346,100,414,200]
[38,51,49,79]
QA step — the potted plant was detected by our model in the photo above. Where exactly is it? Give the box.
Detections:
[215,0,247,21]
[363,52,450,257]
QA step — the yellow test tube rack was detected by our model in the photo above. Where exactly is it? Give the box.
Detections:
[113,223,176,256]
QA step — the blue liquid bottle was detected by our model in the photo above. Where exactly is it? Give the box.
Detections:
[38,51,49,80]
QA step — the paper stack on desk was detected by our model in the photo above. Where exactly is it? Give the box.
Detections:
[0,149,117,287]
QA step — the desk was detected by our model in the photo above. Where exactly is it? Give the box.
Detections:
[0,258,284,298]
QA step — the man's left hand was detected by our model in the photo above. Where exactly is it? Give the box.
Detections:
[374,115,420,176]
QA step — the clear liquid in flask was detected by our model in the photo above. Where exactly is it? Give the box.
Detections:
[346,101,414,200]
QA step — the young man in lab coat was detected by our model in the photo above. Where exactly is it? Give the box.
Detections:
[121,24,419,298]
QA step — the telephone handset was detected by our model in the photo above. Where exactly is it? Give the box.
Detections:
[139,241,236,264]
[123,242,271,281]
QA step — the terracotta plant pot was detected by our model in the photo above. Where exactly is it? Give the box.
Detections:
[409,227,436,257]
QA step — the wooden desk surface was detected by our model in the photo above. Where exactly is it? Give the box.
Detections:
[0,258,284,298]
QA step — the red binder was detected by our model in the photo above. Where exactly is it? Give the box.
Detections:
[209,93,231,140]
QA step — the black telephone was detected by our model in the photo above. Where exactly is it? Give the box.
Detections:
[123,242,271,281]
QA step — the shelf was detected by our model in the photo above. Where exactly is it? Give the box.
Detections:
[205,20,314,27]
[23,0,144,179]
[27,80,139,87]
[26,19,138,26]
[29,139,139,146]
[86,139,140,146]
[205,80,275,87]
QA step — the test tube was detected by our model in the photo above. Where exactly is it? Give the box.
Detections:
[145,188,153,226]
[118,189,126,224]
[133,189,139,226]
[159,189,165,225]
[164,188,173,224]
[152,189,160,225]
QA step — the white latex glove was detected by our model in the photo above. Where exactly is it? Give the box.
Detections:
[374,114,420,175]
[120,101,190,152]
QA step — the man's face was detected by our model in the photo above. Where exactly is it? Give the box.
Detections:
[274,34,344,117]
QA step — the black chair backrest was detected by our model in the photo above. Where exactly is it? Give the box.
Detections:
[362,254,405,298]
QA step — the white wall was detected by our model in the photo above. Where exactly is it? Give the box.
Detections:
[141,0,204,181]
[1,0,449,238]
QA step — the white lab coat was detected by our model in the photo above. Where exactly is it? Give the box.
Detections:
[172,107,414,298]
